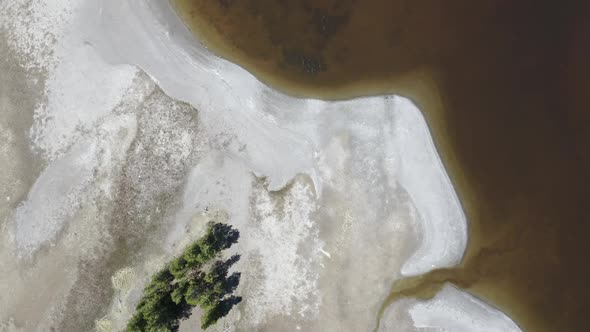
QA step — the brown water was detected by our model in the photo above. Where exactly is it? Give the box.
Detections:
[171,1,590,331]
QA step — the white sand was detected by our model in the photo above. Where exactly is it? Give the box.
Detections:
[380,284,522,332]
[0,0,520,331]
[85,0,467,278]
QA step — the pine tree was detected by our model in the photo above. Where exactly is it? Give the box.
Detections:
[127,222,241,331]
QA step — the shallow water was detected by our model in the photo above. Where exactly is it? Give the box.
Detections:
[173,1,590,331]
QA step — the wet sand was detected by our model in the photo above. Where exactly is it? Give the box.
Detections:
[172,1,590,331]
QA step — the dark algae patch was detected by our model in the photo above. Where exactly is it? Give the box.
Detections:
[172,0,590,331]
[282,48,327,75]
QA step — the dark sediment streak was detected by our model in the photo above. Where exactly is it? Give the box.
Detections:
[172,0,590,331]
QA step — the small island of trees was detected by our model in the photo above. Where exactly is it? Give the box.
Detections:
[127,222,242,331]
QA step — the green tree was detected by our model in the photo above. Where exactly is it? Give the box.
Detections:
[127,222,241,331]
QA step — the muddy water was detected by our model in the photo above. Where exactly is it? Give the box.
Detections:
[171,1,590,331]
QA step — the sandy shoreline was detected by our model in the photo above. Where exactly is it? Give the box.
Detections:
[89,0,468,278]
[0,0,519,330]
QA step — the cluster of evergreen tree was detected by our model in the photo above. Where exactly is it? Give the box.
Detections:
[127,222,242,331]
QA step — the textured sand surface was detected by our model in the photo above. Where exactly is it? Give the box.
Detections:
[0,0,518,331]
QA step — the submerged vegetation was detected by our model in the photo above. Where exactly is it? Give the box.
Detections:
[127,222,241,331]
